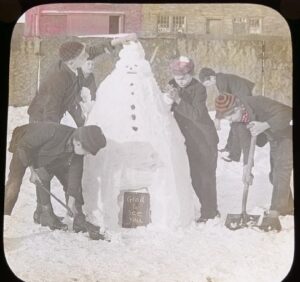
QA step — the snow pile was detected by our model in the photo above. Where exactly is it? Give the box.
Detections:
[4,106,294,282]
[82,40,197,230]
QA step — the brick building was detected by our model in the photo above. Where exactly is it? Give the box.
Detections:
[141,4,290,38]
[24,3,142,37]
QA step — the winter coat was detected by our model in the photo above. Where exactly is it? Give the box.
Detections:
[27,61,81,124]
[169,78,219,153]
[9,122,106,203]
[216,73,254,99]
[238,96,292,163]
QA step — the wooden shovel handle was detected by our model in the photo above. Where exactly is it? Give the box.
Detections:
[241,135,257,214]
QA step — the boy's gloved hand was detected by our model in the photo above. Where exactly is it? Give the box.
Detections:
[29,167,50,185]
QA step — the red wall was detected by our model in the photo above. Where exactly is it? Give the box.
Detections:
[24,3,142,37]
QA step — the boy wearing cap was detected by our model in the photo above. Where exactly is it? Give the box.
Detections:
[215,94,293,231]
[28,40,114,127]
[199,67,256,163]
[163,56,220,223]
[5,122,106,239]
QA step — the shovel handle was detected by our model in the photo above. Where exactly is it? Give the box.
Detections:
[241,135,257,213]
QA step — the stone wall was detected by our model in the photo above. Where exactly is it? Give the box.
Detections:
[9,34,292,109]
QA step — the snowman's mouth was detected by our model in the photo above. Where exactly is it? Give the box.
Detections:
[127,71,137,74]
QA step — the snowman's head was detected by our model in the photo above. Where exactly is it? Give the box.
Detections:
[116,41,152,76]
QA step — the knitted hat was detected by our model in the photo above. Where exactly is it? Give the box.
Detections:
[215,93,237,119]
[74,125,106,155]
[198,67,216,82]
[169,56,194,75]
[59,41,85,62]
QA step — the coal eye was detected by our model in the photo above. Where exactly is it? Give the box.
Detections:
[134,64,138,67]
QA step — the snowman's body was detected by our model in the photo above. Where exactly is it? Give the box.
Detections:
[82,41,198,229]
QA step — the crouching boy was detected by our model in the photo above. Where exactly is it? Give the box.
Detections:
[5,122,106,239]
[215,94,293,231]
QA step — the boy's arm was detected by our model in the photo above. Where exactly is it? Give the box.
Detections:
[42,72,69,122]
[172,85,207,123]
[254,96,292,132]
[66,155,84,206]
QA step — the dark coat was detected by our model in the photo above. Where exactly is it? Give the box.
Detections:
[27,61,81,124]
[10,122,106,203]
[239,96,292,163]
[169,78,219,152]
[216,73,254,99]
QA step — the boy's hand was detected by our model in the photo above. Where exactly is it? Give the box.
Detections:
[81,87,91,103]
[242,165,254,185]
[247,121,270,136]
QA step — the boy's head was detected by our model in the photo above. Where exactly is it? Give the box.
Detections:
[169,56,194,88]
[72,125,106,156]
[198,67,216,87]
[59,41,89,69]
[215,93,243,122]
[81,59,95,75]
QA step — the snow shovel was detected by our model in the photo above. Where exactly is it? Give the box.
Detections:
[225,135,260,230]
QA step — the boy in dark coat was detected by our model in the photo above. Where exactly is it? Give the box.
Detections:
[27,40,114,127]
[215,94,293,231]
[5,122,106,239]
[199,67,256,162]
[163,56,220,222]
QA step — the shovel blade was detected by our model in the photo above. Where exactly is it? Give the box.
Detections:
[225,213,260,230]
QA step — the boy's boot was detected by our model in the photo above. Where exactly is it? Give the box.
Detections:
[259,211,282,232]
[39,203,68,231]
[33,203,64,224]
[73,213,105,240]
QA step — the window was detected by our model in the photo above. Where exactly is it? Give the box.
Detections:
[233,17,248,34]
[248,18,262,34]
[157,15,171,33]
[206,19,222,35]
[157,15,186,33]
[172,16,186,33]
[109,16,120,34]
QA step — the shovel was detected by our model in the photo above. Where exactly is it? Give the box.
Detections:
[225,135,260,230]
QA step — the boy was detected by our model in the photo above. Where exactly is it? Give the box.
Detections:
[28,40,114,127]
[215,93,293,231]
[5,122,106,239]
[163,56,220,223]
[199,67,256,163]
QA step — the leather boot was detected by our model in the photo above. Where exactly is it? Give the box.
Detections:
[33,203,64,224]
[73,213,104,240]
[39,204,68,231]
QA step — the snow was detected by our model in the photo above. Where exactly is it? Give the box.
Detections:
[4,106,294,282]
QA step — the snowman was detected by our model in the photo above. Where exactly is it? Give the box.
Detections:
[82,39,199,230]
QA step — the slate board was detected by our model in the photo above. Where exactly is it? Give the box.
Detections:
[122,191,150,228]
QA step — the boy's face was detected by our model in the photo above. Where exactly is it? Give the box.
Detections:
[73,139,90,155]
[174,73,193,88]
[72,48,89,69]
[202,76,216,87]
[82,60,95,74]
[224,107,243,122]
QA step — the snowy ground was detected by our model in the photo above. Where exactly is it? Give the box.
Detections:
[4,106,294,282]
